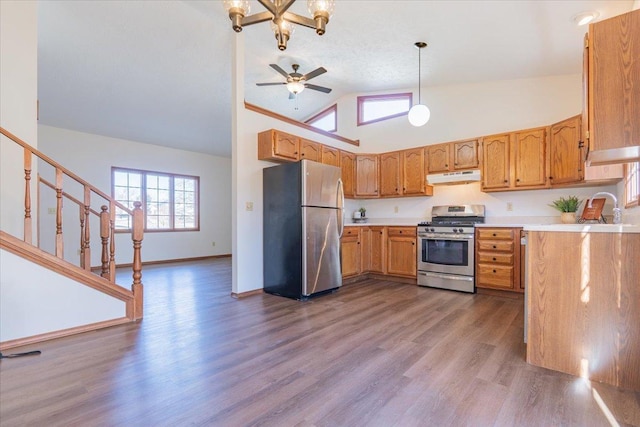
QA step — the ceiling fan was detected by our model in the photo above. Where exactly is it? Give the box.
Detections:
[256,64,332,99]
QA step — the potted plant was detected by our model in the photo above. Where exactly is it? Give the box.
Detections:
[358,207,366,218]
[549,196,581,224]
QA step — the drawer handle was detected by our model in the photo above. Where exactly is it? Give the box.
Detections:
[493,245,497,249]
[492,233,497,236]
[493,269,497,273]
[493,257,497,261]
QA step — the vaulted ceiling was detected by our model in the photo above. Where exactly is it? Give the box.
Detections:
[37,0,634,157]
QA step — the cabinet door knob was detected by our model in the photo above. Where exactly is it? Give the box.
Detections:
[493,257,497,261]
[549,176,553,179]
[445,164,448,167]
[493,245,497,249]
[493,269,497,273]
[504,180,508,183]
[516,179,520,182]
[492,233,497,236]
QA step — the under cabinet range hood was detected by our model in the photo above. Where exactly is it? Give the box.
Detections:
[427,169,481,185]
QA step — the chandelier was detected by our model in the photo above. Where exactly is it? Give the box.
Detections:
[223,0,336,51]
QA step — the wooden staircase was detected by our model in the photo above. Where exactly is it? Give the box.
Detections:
[0,127,144,350]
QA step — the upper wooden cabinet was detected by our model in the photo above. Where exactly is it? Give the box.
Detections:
[549,115,584,186]
[513,127,547,189]
[300,139,321,162]
[402,147,428,195]
[379,151,401,197]
[427,139,479,173]
[340,151,356,199]
[427,144,450,173]
[379,148,432,198]
[586,9,640,164]
[258,129,300,162]
[356,154,379,197]
[321,145,341,167]
[482,127,548,192]
[481,133,511,191]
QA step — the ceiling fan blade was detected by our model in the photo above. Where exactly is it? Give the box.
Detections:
[269,64,291,78]
[305,83,332,94]
[301,67,327,81]
[256,82,287,86]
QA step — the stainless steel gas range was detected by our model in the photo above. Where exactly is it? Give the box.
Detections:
[417,205,485,293]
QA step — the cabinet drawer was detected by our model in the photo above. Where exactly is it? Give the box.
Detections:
[477,228,514,240]
[477,264,514,288]
[477,252,514,265]
[387,227,417,237]
[477,240,514,252]
[342,227,360,237]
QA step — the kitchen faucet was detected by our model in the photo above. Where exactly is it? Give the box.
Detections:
[587,192,621,224]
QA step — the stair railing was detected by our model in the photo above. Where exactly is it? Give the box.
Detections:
[0,127,143,320]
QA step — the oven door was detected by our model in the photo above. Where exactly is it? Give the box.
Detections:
[418,233,474,276]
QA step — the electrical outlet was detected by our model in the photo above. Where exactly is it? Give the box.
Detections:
[212,241,216,247]
[506,202,513,211]
[48,207,56,214]
[394,206,399,213]
[246,202,253,211]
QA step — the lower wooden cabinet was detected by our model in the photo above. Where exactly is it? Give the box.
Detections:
[341,227,361,278]
[386,227,417,278]
[341,225,414,280]
[475,227,522,292]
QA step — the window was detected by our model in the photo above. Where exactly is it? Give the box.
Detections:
[624,162,639,208]
[305,104,337,132]
[112,167,199,231]
[357,93,412,126]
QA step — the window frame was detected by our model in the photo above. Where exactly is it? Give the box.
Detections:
[305,103,337,133]
[357,92,413,126]
[624,162,639,208]
[111,166,200,233]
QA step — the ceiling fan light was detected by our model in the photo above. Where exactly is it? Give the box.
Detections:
[408,104,430,127]
[287,81,305,94]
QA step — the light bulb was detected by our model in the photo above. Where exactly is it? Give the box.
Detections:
[223,0,250,14]
[408,104,430,127]
[307,0,335,17]
[287,81,305,94]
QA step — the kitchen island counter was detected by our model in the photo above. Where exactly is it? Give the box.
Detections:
[526,229,640,391]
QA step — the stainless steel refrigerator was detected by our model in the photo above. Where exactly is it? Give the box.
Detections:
[263,160,344,300]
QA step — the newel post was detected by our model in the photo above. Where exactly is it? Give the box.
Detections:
[131,201,144,320]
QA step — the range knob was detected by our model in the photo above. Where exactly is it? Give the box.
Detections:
[430,228,435,232]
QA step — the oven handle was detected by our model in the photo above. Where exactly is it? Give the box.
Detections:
[418,271,474,282]
[418,233,474,240]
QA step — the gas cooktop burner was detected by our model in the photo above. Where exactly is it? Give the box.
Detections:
[418,204,486,227]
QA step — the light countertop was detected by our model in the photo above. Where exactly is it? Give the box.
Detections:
[523,224,640,233]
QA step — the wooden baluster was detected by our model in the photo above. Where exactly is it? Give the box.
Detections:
[131,201,144,320]
[55,168,63,258]
[100,205,109,278]
[83,186,91,270]
[109,201,116,281]
[23,148,32,244]
[79,205,85,269]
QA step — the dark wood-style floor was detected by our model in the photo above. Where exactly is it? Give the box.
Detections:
[1,258,639,426]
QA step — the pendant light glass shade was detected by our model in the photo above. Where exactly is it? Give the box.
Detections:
[408,104,430,127]
[409,41,429,127]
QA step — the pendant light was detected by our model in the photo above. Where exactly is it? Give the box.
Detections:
[408,42,431,127]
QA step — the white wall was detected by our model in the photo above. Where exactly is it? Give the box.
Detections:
[0,0,38,238]
[38,125,232,264]
[0,249,125,342]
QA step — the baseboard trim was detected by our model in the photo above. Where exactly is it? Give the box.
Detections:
[477,287,524,299]
[0,317,133,351]
[231,289,264,299]
[112,254,231,270]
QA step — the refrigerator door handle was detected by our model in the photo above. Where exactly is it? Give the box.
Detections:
[337,178,344,238]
